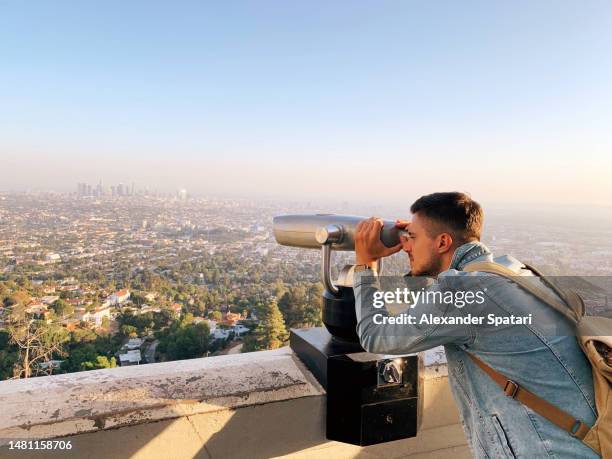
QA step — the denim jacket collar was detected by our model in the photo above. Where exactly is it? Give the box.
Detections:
[449,241,491,271]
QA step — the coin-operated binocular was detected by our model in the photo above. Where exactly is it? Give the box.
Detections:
[273,214,422,446]
[273,214,406,341]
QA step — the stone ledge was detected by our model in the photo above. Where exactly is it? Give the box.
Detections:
[0,347,324,443]
[0,345,450,446]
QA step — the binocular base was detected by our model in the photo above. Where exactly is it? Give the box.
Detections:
[322,286,360,342]
[290,327,422,446]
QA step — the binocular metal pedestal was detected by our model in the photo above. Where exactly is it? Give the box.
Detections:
[290,327,423,446]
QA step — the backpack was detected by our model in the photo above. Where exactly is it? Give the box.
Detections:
[463,261,612,457]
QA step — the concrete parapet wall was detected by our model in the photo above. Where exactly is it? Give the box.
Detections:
[0,346,470,459]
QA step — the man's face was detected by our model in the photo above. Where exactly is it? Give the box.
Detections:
[401,213,444,276]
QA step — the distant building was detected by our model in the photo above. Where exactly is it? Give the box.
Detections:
[223,311,242,326]
[140,304,161,315]
[144,293,157,302]
[125,338,143,350]
[233,324,250,337]
[170,303,182,316]
[213,328,231,340]
[41,295,60,305]
[45,253,61,263]
[118,349,141,366]
[108,289,130,305]
[61,319,81,331]
[67,298,85,307]
[74,307,87,321]
[36,360,64,371]
[26,301,47,315]
[82,306,111,326]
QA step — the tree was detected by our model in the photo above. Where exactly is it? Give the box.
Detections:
[6,310,69,378]
[120,325,138,338]
[210,310,222,321]
[193,300,207,316]
[305,282,324,327]
[0,348,19,380]
[155,309,175,328]
[3,290,30,308]
[81,356,117,370]
[52,299,74,319]
[59,331,121,373]
[278,283,307,328]
[71,327,98,343]
[272,279,287,299]
[0,330,18,380]
[157,320,210,360]
[130,292,147,306]
[243,299,288,352]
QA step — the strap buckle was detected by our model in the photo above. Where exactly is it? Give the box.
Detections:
[503,380,520,398]
[570,420,590,439]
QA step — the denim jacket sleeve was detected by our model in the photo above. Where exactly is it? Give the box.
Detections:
[353,270,474,354]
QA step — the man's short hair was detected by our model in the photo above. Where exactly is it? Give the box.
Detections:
[410,192,483,244]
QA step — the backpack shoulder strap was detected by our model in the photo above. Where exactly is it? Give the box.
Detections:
[463,260,581,324]
[463,261,595,447]
[521,262,586,318]
[466,353,591,440]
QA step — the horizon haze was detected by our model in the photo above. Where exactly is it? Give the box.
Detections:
[1,1,611,207]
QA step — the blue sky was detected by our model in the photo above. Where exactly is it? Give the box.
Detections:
[1,1,611,206]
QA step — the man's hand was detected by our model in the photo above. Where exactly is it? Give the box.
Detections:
[395,219,411,244]
[355,218,403,267]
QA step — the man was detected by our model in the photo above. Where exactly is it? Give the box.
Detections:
[353,192,597,458]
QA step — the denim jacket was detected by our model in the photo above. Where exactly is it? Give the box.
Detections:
[354,242,597,458]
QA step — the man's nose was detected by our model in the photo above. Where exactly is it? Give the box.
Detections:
[400,238,411,252]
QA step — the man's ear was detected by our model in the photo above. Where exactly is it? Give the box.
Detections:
[437,233,453,254]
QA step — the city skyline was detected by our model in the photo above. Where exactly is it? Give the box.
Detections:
[4,184,612,226]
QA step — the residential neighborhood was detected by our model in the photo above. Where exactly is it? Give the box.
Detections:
[1,190,611,380]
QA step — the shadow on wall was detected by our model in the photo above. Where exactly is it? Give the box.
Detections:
[0,396,330,459]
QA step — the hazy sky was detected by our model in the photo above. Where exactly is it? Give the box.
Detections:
[1,1,611,207]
